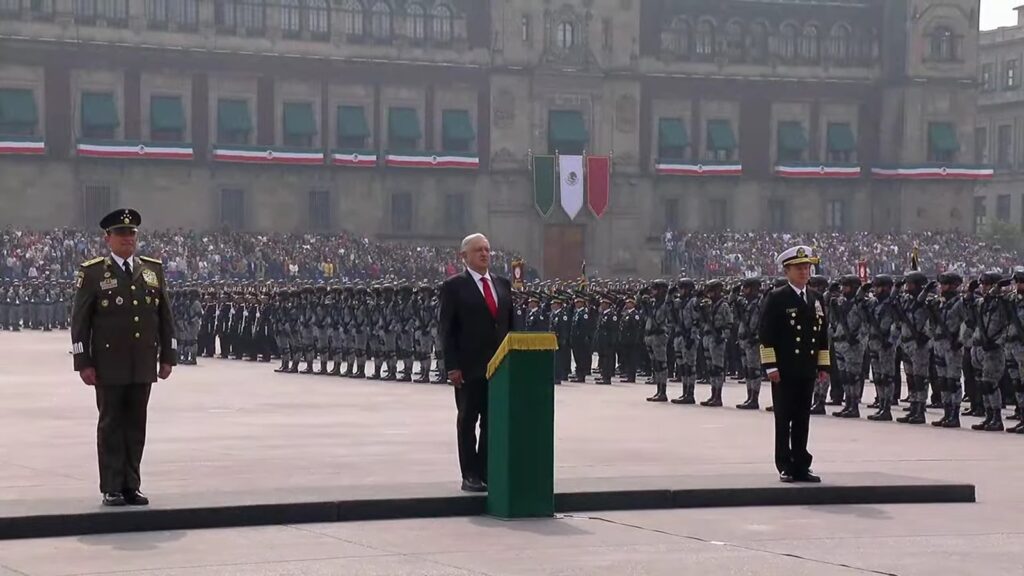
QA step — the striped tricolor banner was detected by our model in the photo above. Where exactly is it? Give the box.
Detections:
[77,141,194,160]
[385,152,479,169]
[331,151,378,167]
[0,137,45,156]
[654,162,743,176]
[871,165,994,180]
[212,146,324,165]
[774,164,862,179]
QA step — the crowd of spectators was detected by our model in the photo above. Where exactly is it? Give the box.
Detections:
[0,229,532,284]
[662,230,1024,279]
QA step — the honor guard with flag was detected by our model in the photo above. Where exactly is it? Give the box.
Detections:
[71,208,176,507]
[759,246,829,483]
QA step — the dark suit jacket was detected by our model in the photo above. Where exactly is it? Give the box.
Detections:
[758,286,829,381]
[439,270,514,382]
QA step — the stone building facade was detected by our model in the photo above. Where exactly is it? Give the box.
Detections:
[0,0,986,278]
[976,6,1024,234]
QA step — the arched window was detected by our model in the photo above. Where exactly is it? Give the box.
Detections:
[431,4,452,42]
[370,1,390,39]
[725,19,744,60]
[748,20,769,63]
[929,26,956,61]
[695,19,715,58]
[557,20,574,49]
[829,23,851,63]
[307,0,329,37]
[778,22,798,61]
[661,17,690,57]
[799,24,819,62]
[339,0,363,36]
[281,0,300,36]
[237,0,265,33]
[406,3,425,40]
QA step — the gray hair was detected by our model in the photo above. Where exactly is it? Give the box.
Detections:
[460,233,488,252]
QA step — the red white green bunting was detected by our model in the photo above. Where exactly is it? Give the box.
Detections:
[871,165,994,180]
[385,152,479,169]
[654,161,742,176]
[775,164,861,179]
[331,150,377,167]
[77,140,193,160]
[212,146,323,165]
[0,136,45,156]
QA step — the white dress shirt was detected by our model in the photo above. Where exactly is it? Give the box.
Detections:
[111,252,132,274]
[467,267,493,299]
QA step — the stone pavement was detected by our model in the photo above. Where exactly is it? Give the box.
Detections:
[0,331,1020,574]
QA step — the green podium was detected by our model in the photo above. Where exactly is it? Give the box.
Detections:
[485,332,558,519]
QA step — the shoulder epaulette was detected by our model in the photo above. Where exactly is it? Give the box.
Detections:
[80,257,104,267]
[139,256,163,265]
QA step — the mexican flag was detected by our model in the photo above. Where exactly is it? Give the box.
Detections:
[559,154,584,220]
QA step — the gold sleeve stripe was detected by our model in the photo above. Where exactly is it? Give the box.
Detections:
[760,346,777,364]
[817,350,831,366]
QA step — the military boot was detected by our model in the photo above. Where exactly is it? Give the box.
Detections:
[670,383,689,404]
[399,364,413,382]
[932,405,951,427]
[353,360,367,379]
[942,405,961,428]
[840,398,860,419]
[646,384,668,402]
[742,387,760,410]
[301,359,314,374]
[971,409,993,431]
[702,387,723,407]
[832,394,853,417]
[867,399,892,421]
[369,362,382,380]
[318,360,329,375]
[274,354,290,373]
[288,359,299,373]
[735,385,753,410]
[897,402,923,424]
[329,361,342,376]
[1009,418,1024,433]
[984,410,1004,432]
[810,397,826,415]
[1007,406,1022,422]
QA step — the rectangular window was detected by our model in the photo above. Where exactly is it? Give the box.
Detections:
[825,200,846,232]
[83,185,111,228]
[826,122,856,163]
[282,101,316,148]
[927,122,958,163]
[217,98,252,145]
[975,126,989,164]
[974,196,987,233]
[444,192,466,234]
[80,91,119,140]
[391,192,413,232]
[709,199,728,231]
[388,107,421,152]
[1006,59,1018,90]
[997,194,1011,222]
[982,63,995,92]
[657,118,688,160]
[309,189,330,230]
[0,88,39,136]
[663,198,679,231]
[768,199,786,232]
[441,109,475,153]
[220,189,245,230]
[149,95,185,142]
[998,124,1012,168]
[776,121,808,164]
[705,119,736,162]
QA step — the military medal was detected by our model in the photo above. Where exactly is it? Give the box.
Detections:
[146,296,152,304]
[142,269,159,288]
[115,296,124,306]
[103,271,111,278]
[101,299,109,307]
[100,279,118,291]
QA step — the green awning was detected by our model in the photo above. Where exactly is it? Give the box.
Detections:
[218,99,252,133]
[658,118,689,148]
[81,92,119,129]
[442,109,475,141]
[778,122,808,152]
[338,105,370,138]
[388,107,422,140]
[150,96,185,131]
[929,122,960,153]
[706,119,736,150]
[548,110,588,143]
[827,123,856,152]
[0,89,38,127]
[283,102,316,136]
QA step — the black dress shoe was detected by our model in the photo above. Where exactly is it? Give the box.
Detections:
[102,492,126,506]
[123,490,149,506]
[461,477,487,493]
[779,471,796,483]
[794,471,822,483]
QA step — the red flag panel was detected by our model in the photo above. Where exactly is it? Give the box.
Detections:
[586,155,610,218]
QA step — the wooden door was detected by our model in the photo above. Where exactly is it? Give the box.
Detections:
[543,224,584,280]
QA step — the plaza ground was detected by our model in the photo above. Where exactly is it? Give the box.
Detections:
[0,330,1020,575]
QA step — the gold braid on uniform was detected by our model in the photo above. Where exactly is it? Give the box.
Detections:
[817,350,830,367]
[759,345,777,364]
[80,257,104,267]
[139,256,163,265]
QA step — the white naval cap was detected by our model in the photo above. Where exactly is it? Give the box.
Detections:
[776,245,820,268]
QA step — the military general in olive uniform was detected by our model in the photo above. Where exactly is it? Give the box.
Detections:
[71,208,176,507]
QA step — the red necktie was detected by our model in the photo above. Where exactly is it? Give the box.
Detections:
[481,277,498,319]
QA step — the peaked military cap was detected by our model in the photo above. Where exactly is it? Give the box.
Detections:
[776,245,819,268]
[100,208,141,232]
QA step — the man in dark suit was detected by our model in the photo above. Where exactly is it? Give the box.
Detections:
[71,209,177,506]
[439,233,514,492]
[759,246,830,484]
